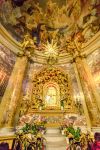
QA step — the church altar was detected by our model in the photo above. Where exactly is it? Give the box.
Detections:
[24,109,75,127]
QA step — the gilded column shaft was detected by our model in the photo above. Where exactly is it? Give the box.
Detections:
[0,56,28,128]
[73,62,91,130]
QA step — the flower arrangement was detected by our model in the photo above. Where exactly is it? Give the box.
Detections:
[61,123,81,142]
[60,121,94,149]
[67,126,81,141]
[15,116,47,150]
[18,117,46,135]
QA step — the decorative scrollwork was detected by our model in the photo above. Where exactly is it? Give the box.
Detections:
[28,67,74,111]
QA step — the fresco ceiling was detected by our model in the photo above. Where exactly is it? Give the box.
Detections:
[0,0,100,55]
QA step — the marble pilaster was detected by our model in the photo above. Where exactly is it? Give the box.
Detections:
[21,61,35,115]
[82,57,100,111]
[0,56,28,128]
[73,62,91,130]
[74,56,100,126]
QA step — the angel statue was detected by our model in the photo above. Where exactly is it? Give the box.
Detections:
[21,34,35,50]
[21,34,35,57]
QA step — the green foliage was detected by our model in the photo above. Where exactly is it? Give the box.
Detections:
[67,126,75,135]
[21,123,31,133]
[74,127,81,141]
[31,124,38,135]
[21,123,38,135]
[67,126,81,141]
[15,122,46,150]
[19,122,46,136]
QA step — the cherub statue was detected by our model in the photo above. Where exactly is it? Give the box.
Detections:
[21,34,35,50]
[21,34,36,58]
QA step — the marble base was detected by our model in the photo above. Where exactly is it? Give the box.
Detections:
[92,127,100,133]
[0,127,15,136]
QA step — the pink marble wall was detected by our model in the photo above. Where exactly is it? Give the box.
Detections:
[0,44,16,98]
[86,49,100,95]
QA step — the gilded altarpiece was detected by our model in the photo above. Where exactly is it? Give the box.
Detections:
[29,67,74,111]
[20,67,75,127]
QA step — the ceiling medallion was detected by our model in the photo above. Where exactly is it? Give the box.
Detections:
[43,40,59,65]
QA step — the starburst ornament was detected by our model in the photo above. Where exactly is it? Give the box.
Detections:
[44,40,59,57]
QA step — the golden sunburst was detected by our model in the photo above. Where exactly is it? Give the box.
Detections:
[43,40,59,58]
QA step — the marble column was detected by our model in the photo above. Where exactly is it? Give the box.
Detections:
[73,62,91,130]
[26,61,34,102]
[74,56,100,126]
[21,61,34,114]
[82,57,100,111]
[75,56,100,110]
[0,56,28,128]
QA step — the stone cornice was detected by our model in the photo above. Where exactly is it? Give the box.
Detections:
[81,31,100,56]
[0,24,22,54]
[0,24,100,64]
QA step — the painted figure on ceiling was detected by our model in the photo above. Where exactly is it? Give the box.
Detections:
[0,0,100,51]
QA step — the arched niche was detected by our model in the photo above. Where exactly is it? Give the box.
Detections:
[43,82,60,109]
[31,67,74,110]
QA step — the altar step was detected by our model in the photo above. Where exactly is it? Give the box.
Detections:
[44,128,67,150]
